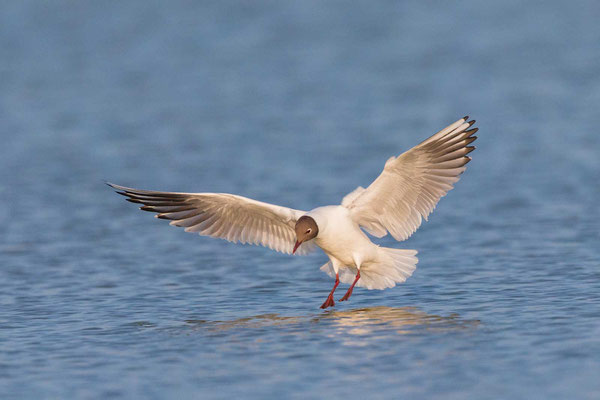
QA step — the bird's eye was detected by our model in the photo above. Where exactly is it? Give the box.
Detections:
[306,229,311,234]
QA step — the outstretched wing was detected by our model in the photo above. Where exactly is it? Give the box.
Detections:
[342,116,478,242]
[108,183,316,255]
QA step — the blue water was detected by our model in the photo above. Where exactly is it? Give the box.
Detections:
[1,1,599,399]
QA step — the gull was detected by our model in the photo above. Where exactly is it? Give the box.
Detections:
[108,116,477,308]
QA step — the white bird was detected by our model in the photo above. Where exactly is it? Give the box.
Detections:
[108,116,477,308]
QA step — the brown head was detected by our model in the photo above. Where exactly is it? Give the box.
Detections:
[293,216,319,253]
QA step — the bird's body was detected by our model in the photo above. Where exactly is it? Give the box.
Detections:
[307,205,416,287]
[109,116,478,308]
[310,205,374,268]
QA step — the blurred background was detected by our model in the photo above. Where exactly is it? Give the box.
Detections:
[1,1,599,399]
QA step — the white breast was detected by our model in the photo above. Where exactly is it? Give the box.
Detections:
[308,206,377,266]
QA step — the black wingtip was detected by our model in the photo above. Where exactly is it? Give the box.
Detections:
[463,115,469,121]
[466,129,478,137]
[106,181,123,191]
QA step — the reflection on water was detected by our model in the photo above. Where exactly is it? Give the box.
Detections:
[185,314,303,331]
[319,306,479,335]
[184,306,479,341]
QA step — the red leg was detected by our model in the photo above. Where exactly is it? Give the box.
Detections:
[339,270,361,301]
[320,273,339,309]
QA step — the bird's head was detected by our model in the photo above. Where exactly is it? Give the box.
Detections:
[293,216,318,254]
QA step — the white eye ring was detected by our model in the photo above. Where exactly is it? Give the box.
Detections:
[306,229,311,234]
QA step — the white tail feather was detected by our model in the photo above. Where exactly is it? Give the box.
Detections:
[320,248,418,290]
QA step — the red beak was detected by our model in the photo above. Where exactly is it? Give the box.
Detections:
[293,240,302,254]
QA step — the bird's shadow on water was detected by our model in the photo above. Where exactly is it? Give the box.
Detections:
[181,306,480,340]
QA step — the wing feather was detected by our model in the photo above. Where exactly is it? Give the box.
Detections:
[108,183,316,255]
[343,117,478,242]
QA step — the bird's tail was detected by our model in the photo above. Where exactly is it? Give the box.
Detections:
[319,247,418,290]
